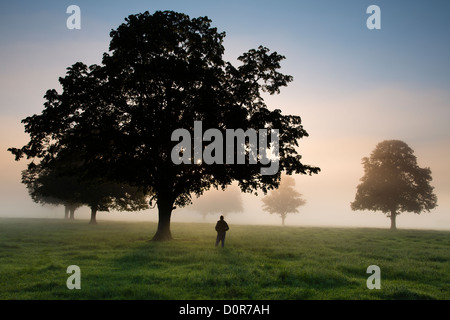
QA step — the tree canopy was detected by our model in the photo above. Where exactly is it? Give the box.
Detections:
[351,140,437,230]
[22,162,82,219]
[9,10,320,240]
[22,162,149,224]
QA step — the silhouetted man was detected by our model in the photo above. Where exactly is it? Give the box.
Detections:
[215,215,229,248]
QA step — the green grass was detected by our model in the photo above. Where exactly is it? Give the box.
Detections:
[0,218,448,300]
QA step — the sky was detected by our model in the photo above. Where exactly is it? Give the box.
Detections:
[1,0,449,230]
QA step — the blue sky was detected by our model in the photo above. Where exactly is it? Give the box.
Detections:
[1,1,449,229]
[1,1,450,112]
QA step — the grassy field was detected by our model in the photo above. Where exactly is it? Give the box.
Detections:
[0,218,448,300]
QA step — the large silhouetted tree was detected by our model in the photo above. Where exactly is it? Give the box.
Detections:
[9,11,320,240]
[262,175,306,225]
[351,140,437,230]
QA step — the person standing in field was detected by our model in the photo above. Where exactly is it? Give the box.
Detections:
[215,215,229,248]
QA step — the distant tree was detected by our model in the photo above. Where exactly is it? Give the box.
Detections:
[80,179,150,224]
[22,162,149,224]
[261,175,306,225]
[21,162,82,219]
[189,184,244,220]
[351,140,437,230]
[8,11,320,240]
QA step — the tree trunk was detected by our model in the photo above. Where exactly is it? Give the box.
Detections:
[69,208,75,220]
[281,214,286,226]
[64,205,69,219]
[89,207,97,224]
[390,210,397,231]
[152,195,174,241]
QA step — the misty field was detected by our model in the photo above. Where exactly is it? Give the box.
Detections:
[0,218,448,300]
